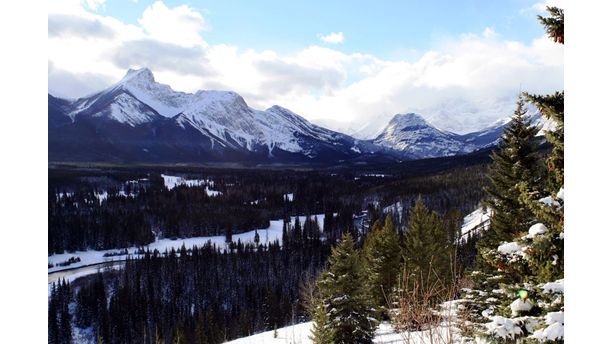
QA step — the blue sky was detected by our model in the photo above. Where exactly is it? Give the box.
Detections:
[100,0,546,59]
[49,0,563,134]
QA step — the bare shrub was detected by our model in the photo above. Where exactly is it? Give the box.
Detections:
[389,253,460,344]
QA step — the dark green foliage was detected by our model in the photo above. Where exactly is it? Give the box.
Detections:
[402,198,455,297]
[315,233,378,344]
[482,97,542,248]
[517,7,564,283]
[48,279,72,344]
[458,8,565,340]
[309,297,333,344]
[362,215,401,311]
[537,7,564,44]
[69,239,329,344]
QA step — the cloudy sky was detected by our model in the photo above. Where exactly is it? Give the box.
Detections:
[48,0,564,134]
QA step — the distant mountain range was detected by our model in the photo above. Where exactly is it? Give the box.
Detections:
[49,68,543,165]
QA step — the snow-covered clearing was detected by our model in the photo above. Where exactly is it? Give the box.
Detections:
[364,173,390,178]
[48,215,325,280]
[461,206,491,237]
[225,301,463,344]
[161,174,221,196]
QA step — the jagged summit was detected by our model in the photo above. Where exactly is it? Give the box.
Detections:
[121,67,155,83]
[388,113,429,128]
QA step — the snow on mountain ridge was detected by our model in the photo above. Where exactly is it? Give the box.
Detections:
[52,68,513,162]
[119,68,194,117]
[387,113,429,128]
[106,93,160,126]
[374,112,476,158]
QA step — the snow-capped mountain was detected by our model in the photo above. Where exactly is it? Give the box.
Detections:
[48,68,521,164]
[372,113,478,158]
[49,68,373,164]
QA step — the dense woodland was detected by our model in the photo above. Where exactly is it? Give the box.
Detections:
[50,232,328,344]
[48,160,492,254]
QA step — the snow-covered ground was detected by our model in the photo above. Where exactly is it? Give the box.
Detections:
[225,301,462,344]
[161,174,221,196]
[48,215,325,277]
[49,262,124,285]
[461,206,491,237]
[223,321,414,344]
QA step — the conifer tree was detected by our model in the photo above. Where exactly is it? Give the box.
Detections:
[315,233,377,343]
[309,297,333,344]
[520,6,564,234]
[458,8,565,342]
[538,6,564,44]
[402,198,454,297]
[49,283,60,344]
[518,5,565,283]
[481,96,542,248]
[254,230,260,245]
[362,215,401,312]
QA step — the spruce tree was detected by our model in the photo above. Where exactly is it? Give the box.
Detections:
[362,215,401,312]
[519,6,565,283]
[458,8,565,342]
[538,6,564,44]
[482,96,542,248]
[309,297,333,344]
[315,233,377,344]
[402,198,454,297]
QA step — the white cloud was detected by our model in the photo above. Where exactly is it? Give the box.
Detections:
[530,0,565,12]
[320,32,344,44]
[48,1,563,134]
[85,0,106,11]
[138,1,207,47]
[483,27,497,39]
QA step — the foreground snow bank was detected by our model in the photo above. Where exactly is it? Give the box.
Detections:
[226,301,463,344]
[224,320,460,344]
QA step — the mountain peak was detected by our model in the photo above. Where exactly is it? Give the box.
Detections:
[389,113,428,127]
[121,67,155,84]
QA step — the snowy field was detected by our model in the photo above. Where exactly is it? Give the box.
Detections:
[225,301,462,344]
[48,215,325,278]
[161,174,221,196]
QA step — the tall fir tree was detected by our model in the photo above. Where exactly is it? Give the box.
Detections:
[362,215,401,313]
[314,233,378,344]
[518,6,565,283]
[481,96,542,249]
[402,198,454,298]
